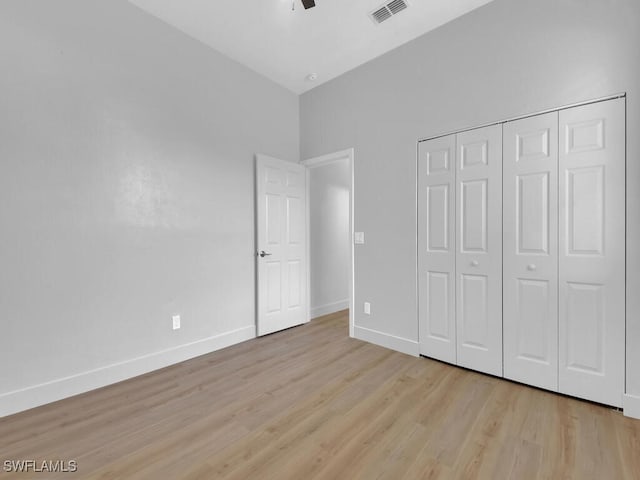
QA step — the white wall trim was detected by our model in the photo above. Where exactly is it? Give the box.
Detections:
[354,326,420,357]
[310,299,349,319]
[302,147,355,338]
[623,394,640,420]
[302,148,354,168]
[0,325,256,419]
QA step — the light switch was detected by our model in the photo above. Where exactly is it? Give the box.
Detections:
[354,232,365,244]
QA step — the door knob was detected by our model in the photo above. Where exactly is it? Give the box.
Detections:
[258,250,272,258]
[471,260,479,267]
[527,264,537,271]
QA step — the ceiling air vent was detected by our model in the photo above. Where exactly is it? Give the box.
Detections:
[369,0,408,24]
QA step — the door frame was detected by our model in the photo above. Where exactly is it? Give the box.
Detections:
[302,148,355,337]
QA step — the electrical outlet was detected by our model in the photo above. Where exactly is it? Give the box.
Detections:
[172,315,181,330]
[354,232,365,244]
[364,302,371,315]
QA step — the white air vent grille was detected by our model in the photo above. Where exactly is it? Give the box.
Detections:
[387,0,408,14]
[369,0,409,24]
[371,6,392,23]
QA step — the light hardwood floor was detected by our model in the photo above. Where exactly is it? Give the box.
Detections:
[1,310,639,479]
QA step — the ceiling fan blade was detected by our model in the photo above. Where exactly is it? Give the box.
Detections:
[301,0,316,9]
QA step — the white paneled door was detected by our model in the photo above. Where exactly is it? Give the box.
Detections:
[418,97,626,408]
[558,99,625,407]
[503,112,559,391]
[256,155,308,336]
[456,125,503,376]
[418,135,457,363]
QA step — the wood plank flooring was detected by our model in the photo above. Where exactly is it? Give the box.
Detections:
[1,310,639,479]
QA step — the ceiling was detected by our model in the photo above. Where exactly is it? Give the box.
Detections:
[128,0,494,94]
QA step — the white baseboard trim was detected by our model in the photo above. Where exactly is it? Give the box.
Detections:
[0,325,256,419]
[310,299,349,319]
[354,325,419,357]
[623,393,640,419]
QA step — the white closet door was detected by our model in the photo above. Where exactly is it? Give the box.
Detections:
[418,135,456,363]
[558,98,625,407]
[455,125,503,376]
[503,112,559,391]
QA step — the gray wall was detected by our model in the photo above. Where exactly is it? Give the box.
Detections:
[309,159,350,317]
[300,0,640,394]
[0,0,298,413]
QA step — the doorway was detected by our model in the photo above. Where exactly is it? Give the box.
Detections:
[303,149,354,337]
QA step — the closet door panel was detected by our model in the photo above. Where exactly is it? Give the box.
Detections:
[455,125,502,376]
[559,98,625,407]
[418,135,456,363]
[503,112,559,391]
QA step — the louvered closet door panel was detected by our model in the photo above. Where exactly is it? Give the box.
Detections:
[418,135,456,363]
[455,125,503,376]
[559,98,625,407]
[503,112,559,391]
